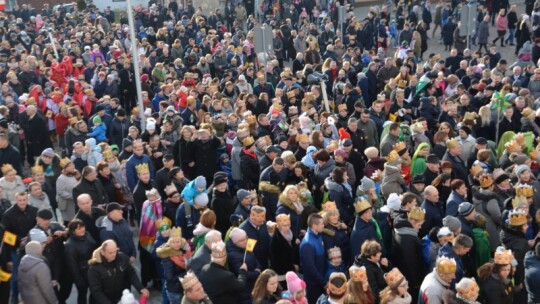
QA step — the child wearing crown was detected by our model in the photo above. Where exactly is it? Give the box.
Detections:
[324,247,346,282]
[321,202,350,265]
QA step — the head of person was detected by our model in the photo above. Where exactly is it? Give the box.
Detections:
[106,202,123,221]
[67,219,86,238]
[77,194,93,214]
[100,240,119,263]
[249,205,267,227]
[252,269,280,302]
[181,272,206,302]
[361,239,382,263]
[436,256,457,283]
[452,234,473,256]
[308,213,324,234]
[424,185,440,203]
[204,230,222,249]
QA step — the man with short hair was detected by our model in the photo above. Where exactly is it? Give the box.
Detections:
[438,234,473,288]
[420,186,444,238]
[358,109,379,148]
[190,230,222,276]
[239,206,271,268]
[180,272,212,304]
[98,203,137,263]
[300,213,326,303]
[18,241,58,304]
[446,180,468,217]
[74,193,105,242]
[380,122,401,157]
[72,166,108,208]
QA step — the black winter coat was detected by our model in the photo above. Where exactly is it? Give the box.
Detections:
[198,262,247,304]
[108,117,130,148]
[392,218,426,290]
[74,208,106,244]
[210,189,235,236]
[193,137,221,184]
[355,256,389,304]
[88,252,144,304]
[240,148,260,190]
[227,240,261,304]
[72,177,108,208]
[500,227,529,286]
[269,229,298,276]
[1,204,37,248]
[25,113,52,157]
[64,232,97,287]
[479,274,514,304]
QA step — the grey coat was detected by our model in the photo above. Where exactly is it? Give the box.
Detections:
[380,134,400,157]
[231,137,243,181]
[381,163,407,200]
[472,188,502,251]
[478,21,490,44]
[18,254,58,304]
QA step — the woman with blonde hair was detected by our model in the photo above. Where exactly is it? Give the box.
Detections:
[276,185,303,239]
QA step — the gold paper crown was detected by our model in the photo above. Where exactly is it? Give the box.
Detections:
[494,249,514,265]
[211,241,227,259]
[272,103,283,111]
[385,150,401,164]
[237,122,249,130]
[135,163,150,175]
[245,115,257,124]
[509,209,528,226]
[522,107,534,117]
[514,133,525,146]
[354,197,372,214]
[328,247,342,259]
[338,103,347,112]
[463,112,477,121]
[408,206,426,222]
[323,201,337,212]
[479,174,494,188]
[470,164,484,176]
[242,136,255,147]
[515,183,535,198]
[155,217,172,229]
[436,256,457,274]
[276,214,291,226]
[102,149,114,160]
[304,92,315,100]
[512,196,528,209]
[349,265,367,282]
[384,268,405,287]
[169,227,182,238]
[59,157,72,169]
[457,279,479,301]
[296,133,309,143]
[393,141,407,153]
[31,165,44,175]
[180,272,200,290]
[328,272,348,294]
[505,140,521,153]
[530,149,540,161]
[85,89,94,95]
[286,91,296,99]
[1,164,15,175]
[165,184,178,196]
[261,135,273,146]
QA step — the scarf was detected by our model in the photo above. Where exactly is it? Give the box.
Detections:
[139,199,163,252]
[170,251,191,270]
[280,229,294,243]
[242,147,257,159]
[292,201,304,215]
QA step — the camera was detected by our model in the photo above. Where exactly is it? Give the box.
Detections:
[307,71,329,85]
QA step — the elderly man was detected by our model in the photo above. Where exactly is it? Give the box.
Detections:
[420,186,444,238]
[180,272,213,304]
[74,193,106,243]
[190,230,222,276]
[98,203,137,263]
[419,256,458,303]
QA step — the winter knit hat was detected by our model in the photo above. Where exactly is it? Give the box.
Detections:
[229,227,247,244]
[285,271,306,299]
[25,241,43,257]
[386,193,401,210]
[195,176,207,189]
[458,202,475,217]
[92,115,102,125]
[41,148,54,158]
[358,176,376,193]
[514,164,531,176]
[443,215,462,234]
[194,193,209,207]
[237,189,250,202]
[122,138,133,149]
[29,228,47,243]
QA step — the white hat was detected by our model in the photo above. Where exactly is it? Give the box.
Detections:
[146,118,156,130]
[386,193,401,210]
[238,75,246,81]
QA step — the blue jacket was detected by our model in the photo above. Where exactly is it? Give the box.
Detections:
[324,261,346,282]
[438,242,464,289]
[420,199,444,239]
[239,219,270,269]
[350,215,381,260]
[226,239,260,304]
[87,124,107,142]
[525,250,540,303]
[98,216,136,258]
[175,203,202,240]
[180,179,205,206]
[152,93,168,112]
[300,228,326,288]
[446,191,466,217]
[322,225,350,265]
[125,154,154,191]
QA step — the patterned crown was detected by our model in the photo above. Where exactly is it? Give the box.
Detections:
[169,227,182,238]
[328,272,348,295]
[456,278,479,301]
[515,183,535,198]
[530,149,540,161]
[509,209,528,226]
[155,217,172,230]
[384,268,405,288]
[479,174,494,188]
[349,265,367,283]
[237,122,250,131]
[512,196,528,209]
[31,165,44,175]
[1,164,14,175]
[304,92,315,101]
[328,247,342,259]
[354,197,372,214]
[275,214,291,226]
[242,136,255,147]
[59,157,72,169]
[436,256,457,274]
[135,163,150,175]
[180,272,200,290]
[408,206,426,222]
[385,150,401,164]
[165,184,178,196]
[102,149,114,160]
[393,141,407,153]
[494,249,514,265]
[211,241,227,259]
[469,164,484,176]
[245,115,257,125]
[286,90,296,99]
[514,133,525,146]
[505,140,521,153]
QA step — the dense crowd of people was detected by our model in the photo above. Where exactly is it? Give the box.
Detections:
[2,0,540,303]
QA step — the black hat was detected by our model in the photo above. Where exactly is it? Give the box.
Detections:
[106,202,123,213]
[426,154,440,164]
[265,145,280,154]
[37,209,53,220]
[122,138,133,149]
[412,175,425,184]
[117,108,126,117]
[213,171,227,180]
[95,104,105,112]
[475,137,487,145]
[163,154,174,161]
[485,85,495,91]
[460,125,472,135]
[213,174,228,186]
[495,173,510,184]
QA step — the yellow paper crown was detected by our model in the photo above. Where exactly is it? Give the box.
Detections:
[245,115,257,124]
[505,140,521,153]
[494,249,514,265]
[349,265,367,282]
[469,164,484,176]
[31,165,44,175]
[354,198,372,214]
[522,107,534,118]
[436,256,457,274]
[169,227,182,238]
[393,141,407,153]
[242,136,255,147]
[328,272,348,294]
[272,103,283,111]
[1,164,15,175]
[479,174,494,188]
[463,112,477,121]
[514,133,525,146]
[515,183,535,198]
[102,149,114,160]
[286,91,296,99]
[155,217,172,230]
[457,279,479,301]
[408,206,426,222]
[180,272,200,290]
[338,103,347,112]
[512,196,528,209]
[384,268,405,287]
[59,157,72,169]
[323,201,337,212]
[385,150,401,164]
[509,209,528,226]
[135,163,150,175]
[530,149,540,161]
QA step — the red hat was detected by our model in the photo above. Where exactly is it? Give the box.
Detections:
[339,128,351,140]
[271,108,280,116]
[141,74,149,82]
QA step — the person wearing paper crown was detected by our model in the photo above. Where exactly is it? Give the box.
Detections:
[378,267,412,304]
[180,272,212,304]
[477,248,515,304]
[176,176,208,240]
[441,277,481,304]
[500,208,529,304]
[270,213,299,287]
[381,150,407,200]
[350,196,384,260]
[316,272,349,304]
[156,227,192,303]
[393,206,427,303]
[239,205,271,269]
[321,201,350,266]
[419,256,457,304]
[344,265,375,304]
